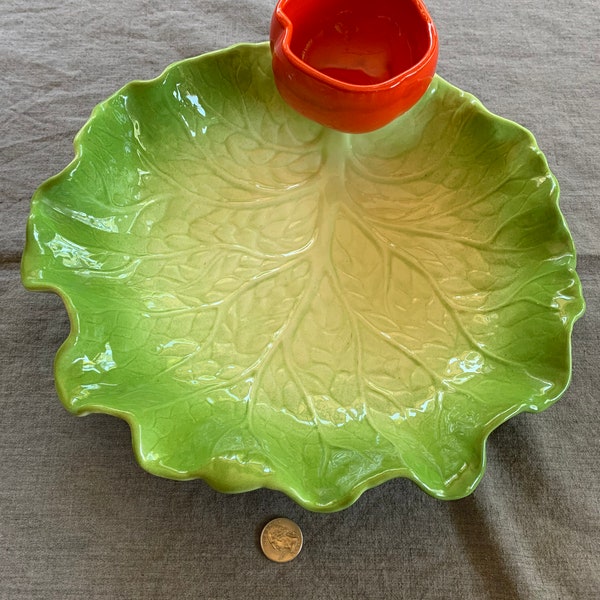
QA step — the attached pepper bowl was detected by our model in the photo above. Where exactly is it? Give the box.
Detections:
[270,0,439,133]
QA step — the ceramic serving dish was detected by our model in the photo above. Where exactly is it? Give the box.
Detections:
[22,43,584,512]
[271,0,438,132]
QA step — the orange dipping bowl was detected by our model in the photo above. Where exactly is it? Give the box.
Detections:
[270,0,439,133]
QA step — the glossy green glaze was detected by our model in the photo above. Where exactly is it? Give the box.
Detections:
[22,43,584,511]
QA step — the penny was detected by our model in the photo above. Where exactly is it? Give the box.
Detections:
[260,518,303,563]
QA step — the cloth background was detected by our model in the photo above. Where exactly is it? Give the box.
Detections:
[1,1,598,598]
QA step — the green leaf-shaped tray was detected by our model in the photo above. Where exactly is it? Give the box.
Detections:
[22,42,584,512]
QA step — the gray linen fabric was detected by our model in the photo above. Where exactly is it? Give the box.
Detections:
[1,1,598,598]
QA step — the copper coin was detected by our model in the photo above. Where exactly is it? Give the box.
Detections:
[260,518,303,563]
